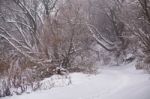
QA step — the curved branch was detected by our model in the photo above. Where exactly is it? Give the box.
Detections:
[86,23,116,51]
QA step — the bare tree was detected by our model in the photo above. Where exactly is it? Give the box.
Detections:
[85,0,130,64]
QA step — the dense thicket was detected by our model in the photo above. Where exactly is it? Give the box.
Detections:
[0,0,150,97]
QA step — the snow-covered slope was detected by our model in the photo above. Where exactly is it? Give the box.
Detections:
[2,62,150,99]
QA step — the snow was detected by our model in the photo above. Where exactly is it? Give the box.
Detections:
[39,75,71,90]
[126,53,134,59]
[2,62,150,99]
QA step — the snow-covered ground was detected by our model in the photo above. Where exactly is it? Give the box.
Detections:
[2,62,150,99]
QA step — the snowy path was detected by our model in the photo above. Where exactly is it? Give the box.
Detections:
[2,63,150,99]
